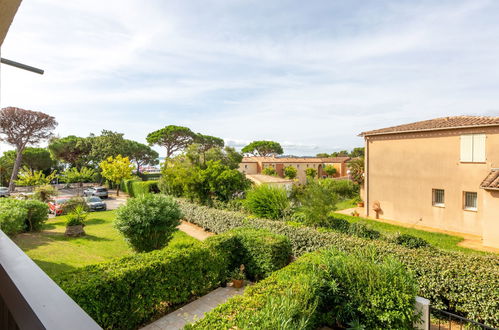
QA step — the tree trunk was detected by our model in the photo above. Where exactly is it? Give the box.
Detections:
[116,184,120,196]
[8,148,24,192]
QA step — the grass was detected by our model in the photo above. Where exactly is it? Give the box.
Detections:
[331,212,491,255]
[335,198,357,210]
[13,210,200,277]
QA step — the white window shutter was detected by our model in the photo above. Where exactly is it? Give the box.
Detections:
[472,134,486,162]
[460,135,473,162]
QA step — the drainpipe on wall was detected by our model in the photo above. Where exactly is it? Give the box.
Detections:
[365,136,370,217]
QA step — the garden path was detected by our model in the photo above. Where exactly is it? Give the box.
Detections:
[140,286,244,330]
[177,221,214,241]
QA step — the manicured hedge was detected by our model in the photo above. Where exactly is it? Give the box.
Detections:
[186,248,418,329]
[205,227,292,281]
[121,179,159,197]
[178,200,499,327]
[0,198,48,235]
[55,245,228,329]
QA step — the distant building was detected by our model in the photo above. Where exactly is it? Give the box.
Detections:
[239,156,351,184]
[361,116,499,249]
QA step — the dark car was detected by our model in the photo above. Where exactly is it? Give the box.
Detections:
[83,187,109,199]
[85,196,107,212]
[0,187,10,197]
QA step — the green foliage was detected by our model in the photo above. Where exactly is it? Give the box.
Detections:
[55,244,228,330]
[2,147,54,172]
[262,166,277,176]
[121,179,159,197]
[61,167,96,184]
[245,185,289,219]
[195,134,225,152]
[115,194,182,252]
[15,166,58,186]
[296,179,340,226]
[323,164,337,177]
[187,248,418,330]
[327,216,381,239]
[66,205,88,226]
[0,198,48,234]
[48,135,92,168]
[146,125,196,158]
[283,165,297,179]
[395,234,429,249]
[62,197,89,214]
[305,167,317,178]
[99,155,133,195]
[126,140,159,170]
[205,227,292,281]
[350,147,365,158]
[241,140,284,157]
[178,200,499,327]
[348,157,364,185]
[33,184,58,202]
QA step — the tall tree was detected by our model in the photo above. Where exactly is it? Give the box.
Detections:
[99,155,133,196]
[126,140,159,172]
[0,107,57,192]
[316,153,330,158]
[350,147,365,158]
[62,167,97,195]
[147,125,196,159]
[48,135,92,168]
[89,130,129,164]
[331,150,349,157]
[348,157,365,185]
[2,148,54,173]
[241,140,283,157]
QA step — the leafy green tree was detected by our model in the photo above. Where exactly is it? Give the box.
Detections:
[15,166,58,187]
[262,167,278,176]
[305,168,317,178]
[2,147,54,172]
[196,134,224,152]
[245,185,290,219]
[331,150,349,157]
[316,153,330,158]
[283,166,297,179]
[126,140,159,172]
[89,130,130,164]
[0,107,57,192]
[99,155,133,196]
[48,135,92,168]
[201,160,250,202]
[241,140,283,157]
[350,147,365,158]
[297,179,339,226]
[323,165,337,177]
[146,125,196,158]
[348,157,365,185]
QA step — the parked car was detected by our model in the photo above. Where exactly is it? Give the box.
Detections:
[0,187,10,197]
[83,187,109,199]
[47,197,71,216]
[85,196,107,212]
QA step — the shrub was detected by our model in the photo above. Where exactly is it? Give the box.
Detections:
[66,205,88,226]
[320,179,358,198]
[116,194,182,252]
[297,180,340,226]
[33,185,58,202]
[328,216,351,232]
[395,234,429,249]
[283,166,297,179]
[55,245,227,329]
[305,167,317,178]
[262,167,277,176]
[178,200,499,327]
[62,197,88,214]
[245,185,289,219]
[187,248,418,329]
[120,179,159,197]
[0,200,27,235]
[0,198,48,234]
[204,227,292,281]
[347,222,381,240]
[23,199,49,231]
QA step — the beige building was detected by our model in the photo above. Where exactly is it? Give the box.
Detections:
[361,116,499,248]
[239,156,351,184]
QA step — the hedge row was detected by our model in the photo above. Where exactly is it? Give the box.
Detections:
[121,179,159,197]
[177,200,499,327]
[186,248,418,329]
[205,227,292,281]
[0,198,48,235]
[56,244,227,329]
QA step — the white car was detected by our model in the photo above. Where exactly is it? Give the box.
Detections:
[0,187,10,198]
[83,187,109,199]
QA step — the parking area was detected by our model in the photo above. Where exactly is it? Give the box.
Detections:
[55,188,128,211]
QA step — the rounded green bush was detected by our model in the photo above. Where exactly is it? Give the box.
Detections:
[116,194,182,252]
[245,185,289,220]
[0,203,27,235]
[23,199,49,231]
[395,233,429,249]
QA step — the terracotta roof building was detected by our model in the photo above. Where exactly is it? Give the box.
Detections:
[361,115,499,249]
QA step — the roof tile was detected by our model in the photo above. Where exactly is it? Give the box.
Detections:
[480,169,499,190]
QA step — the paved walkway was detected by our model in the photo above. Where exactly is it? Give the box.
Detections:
[141,286,244,329]
[337,207,499,253]
[178,221,214,241]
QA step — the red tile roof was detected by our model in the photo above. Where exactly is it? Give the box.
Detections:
[480,169,499,190]
[360,116,499,136]
[241,156,350,163]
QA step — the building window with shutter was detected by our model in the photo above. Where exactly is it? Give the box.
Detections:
[460,134,486,163]
[432,189,445,207]
[463,191,478,211]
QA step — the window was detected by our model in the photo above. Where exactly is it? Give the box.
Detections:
[460,134,486,162]
[432,189,445,207]
[244,165,248,169]
[463,192,477,211]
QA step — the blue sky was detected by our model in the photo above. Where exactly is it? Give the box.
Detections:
[1,0,499,156]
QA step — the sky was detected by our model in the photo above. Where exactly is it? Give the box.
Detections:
[1,0,499,156]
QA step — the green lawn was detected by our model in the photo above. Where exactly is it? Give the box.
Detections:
[331,212,491,255]
[335,198,357,210]
[13,210,200,277]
